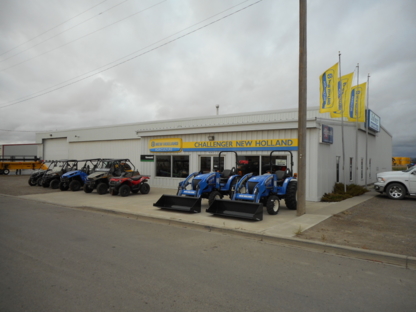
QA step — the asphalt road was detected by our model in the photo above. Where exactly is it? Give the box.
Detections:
[1,195,415,312]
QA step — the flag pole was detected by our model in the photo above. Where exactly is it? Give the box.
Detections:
[339,51,346,192]
[365,73,370,188]
[355,64,359,184]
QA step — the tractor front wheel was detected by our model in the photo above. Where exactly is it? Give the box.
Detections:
[266,195,280,215]
[285,180,297,210]
[208,191,223,206]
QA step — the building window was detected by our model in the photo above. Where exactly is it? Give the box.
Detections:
[336,156,341,183]
[349,157,353,181]
[237,156,260,175]
[260,155,287,174]
[361,158,364,180]
[156,155,189,178]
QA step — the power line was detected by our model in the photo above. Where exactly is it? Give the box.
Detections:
[0,0,263,110]
[0,0,253,105]
[0,0,129,66]
[0,0,108,58]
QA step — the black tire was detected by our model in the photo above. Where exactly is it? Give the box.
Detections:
[3,169,10,175]
[28,178,37,186]
[37,178,43,186]
[69,180,81,192]
[97,182,108,195]
[386,183,406,200]
[42,180,50,188]
[59,182,69,191]
[140,183,150,194]
[208,190,223,206]
[266,195,280,215]
[83,184,93,193]
[119,184,130,197]
[50,179,60,189]
[110,188,119,196]
[285,180,297,210]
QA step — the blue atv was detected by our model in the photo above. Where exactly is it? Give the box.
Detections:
[59,159,102,191]
[153,151,243,213]
[207,151,297,221]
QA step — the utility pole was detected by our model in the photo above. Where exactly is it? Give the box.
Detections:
[297,0,307,216]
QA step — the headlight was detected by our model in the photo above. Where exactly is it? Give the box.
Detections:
[377,177,385,182]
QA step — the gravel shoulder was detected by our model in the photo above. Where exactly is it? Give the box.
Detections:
[1,175,415,257]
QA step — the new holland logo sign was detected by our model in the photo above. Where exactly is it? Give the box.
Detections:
[149,138,182,152]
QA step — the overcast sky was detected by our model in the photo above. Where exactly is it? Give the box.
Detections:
[0,0,415,157]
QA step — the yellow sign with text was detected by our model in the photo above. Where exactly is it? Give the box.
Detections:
[149,138,182,152]
[182,139,298,151]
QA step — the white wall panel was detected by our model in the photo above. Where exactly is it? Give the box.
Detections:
[43,138,68,160]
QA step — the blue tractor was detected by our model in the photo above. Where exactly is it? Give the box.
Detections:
[153,151,243,213]
[59,159,103,191]
[207,150,297,221]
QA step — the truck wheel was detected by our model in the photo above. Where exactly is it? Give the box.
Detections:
[50,179,60,189]
[28,178,37,186]
[59,182,69,191]
[83,184,93,193]
[285,180,297,210]
[110,188,119,196]
[97,182,108,195]
[266,195,280,215]
[69,180,81,192]
[208,191,223,206]
[386,183,406,200]
[3,169,10,175]
[140,183,150,194]
[119,185,130,197]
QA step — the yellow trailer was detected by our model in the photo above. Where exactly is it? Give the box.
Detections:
[0,158,48,175]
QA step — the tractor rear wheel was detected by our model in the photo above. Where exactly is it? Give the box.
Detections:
[140,183,150,194]
[97,183,108,195]
[266,195,280,215]
[208,191,223,206]
[69,180,81,192]
[119,185,130,197]
[59,182,69,191]
[285,180,297,210]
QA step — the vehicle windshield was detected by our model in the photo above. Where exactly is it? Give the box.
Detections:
[403,165,415,172]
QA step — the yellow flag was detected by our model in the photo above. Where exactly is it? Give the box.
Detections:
[346,82,367,122]
[329,72,354,118]
[319,63,338,113]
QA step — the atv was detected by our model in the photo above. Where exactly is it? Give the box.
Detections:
[59,158,103,191]
[40,160,78,189]
[28,160,51,186]
[109,173,150,197]
[83,159,138,195]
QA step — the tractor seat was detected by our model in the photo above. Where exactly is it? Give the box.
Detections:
[220,169,232,183]
[131,175,142,181]
[275,170,286,185]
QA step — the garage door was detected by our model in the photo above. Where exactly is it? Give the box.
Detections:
[43,138,68,160]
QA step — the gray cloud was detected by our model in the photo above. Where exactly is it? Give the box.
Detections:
[0,0,415,157]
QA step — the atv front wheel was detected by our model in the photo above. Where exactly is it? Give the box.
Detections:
[285,180,297,210]
[69,180,81,192]
[97,182,108,195]
[59,182,69,191]
[50,179,60,189]
[119,185,130,197]
[140,183,150,194]
[28,178,37,186]
[83,184,93,193]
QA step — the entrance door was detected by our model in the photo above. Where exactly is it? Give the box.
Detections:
[199,156,224,173]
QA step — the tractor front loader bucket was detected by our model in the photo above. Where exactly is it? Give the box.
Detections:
[206,199,263,221]
[153,195,202,213]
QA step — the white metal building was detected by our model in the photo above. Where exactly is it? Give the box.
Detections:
[35,107,392,201]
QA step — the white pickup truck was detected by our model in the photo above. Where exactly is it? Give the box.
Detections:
[374,166,416,199]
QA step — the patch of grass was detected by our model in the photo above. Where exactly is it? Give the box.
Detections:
[321,183,369,202]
